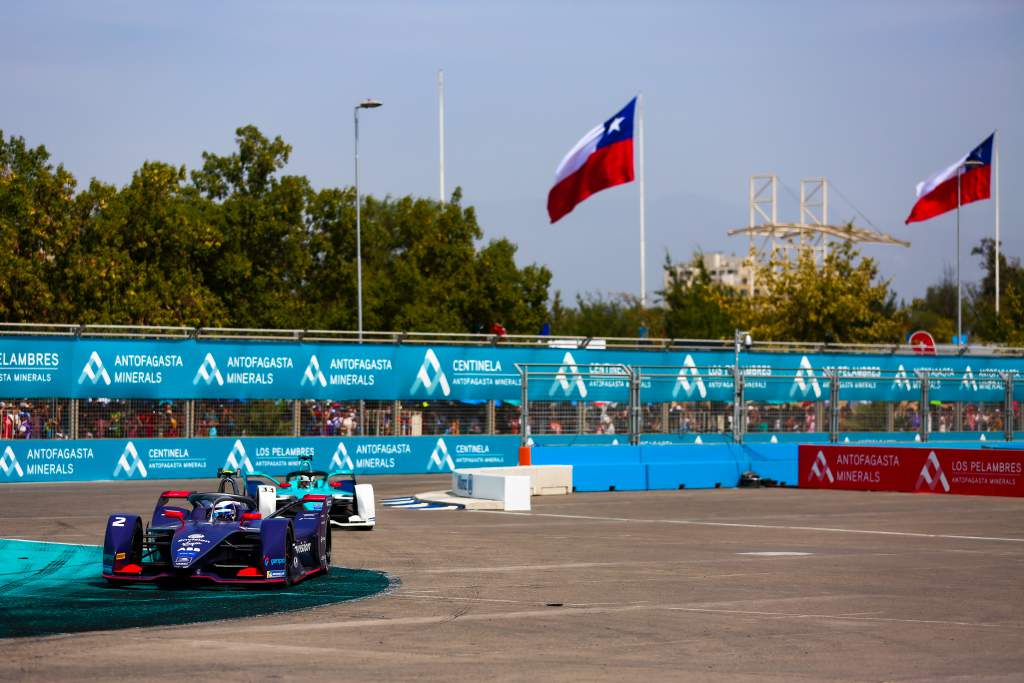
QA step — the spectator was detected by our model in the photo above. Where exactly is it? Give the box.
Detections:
[2,404,13,439]
[18,404,31,439]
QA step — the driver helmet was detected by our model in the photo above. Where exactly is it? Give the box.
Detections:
[212,500,241,522]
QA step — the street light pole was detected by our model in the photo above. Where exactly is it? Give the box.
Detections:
[353,99,382,344]
[354,99,382,439]
[733,329,751,444]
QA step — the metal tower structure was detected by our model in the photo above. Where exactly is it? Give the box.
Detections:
[730,175,909,291]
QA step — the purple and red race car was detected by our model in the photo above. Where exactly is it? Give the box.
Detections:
[102,487,332,586]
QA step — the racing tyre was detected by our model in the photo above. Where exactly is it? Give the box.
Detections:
[323,525,332,568]
[285,527,299,587]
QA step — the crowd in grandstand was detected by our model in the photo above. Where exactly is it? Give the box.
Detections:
[0,398,1016,440]
[1,401,66,439]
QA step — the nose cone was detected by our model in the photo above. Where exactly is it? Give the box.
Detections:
[172,531,212,568]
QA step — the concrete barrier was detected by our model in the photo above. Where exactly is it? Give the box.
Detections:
[450,465,573,510]
[452,468,529,511]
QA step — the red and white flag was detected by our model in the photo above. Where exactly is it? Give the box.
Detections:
[906,133,994,224]
[547,98,636,223]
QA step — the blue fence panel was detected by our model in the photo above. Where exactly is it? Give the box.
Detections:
[0,435,519,483]
[1,335,1021,402]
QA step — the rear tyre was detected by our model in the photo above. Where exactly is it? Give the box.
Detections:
[323,525,332,568]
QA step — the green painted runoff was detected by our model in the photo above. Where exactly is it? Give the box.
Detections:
[0,539,392,638]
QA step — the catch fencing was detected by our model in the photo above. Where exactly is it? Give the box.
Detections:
[0,324,1021,445]
[517,364,1022,446]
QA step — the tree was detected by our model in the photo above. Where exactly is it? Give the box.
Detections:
[0,132,77,322]
[745,240,903,343]
[969,238,1024,345]
[1,126,555,334]
[548,293,650,339]
[58,163,227,326]
[660,252,736,339]
[903,264,956,344]
[191,126,314,329]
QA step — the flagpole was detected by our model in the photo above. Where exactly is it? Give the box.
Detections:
[438,69,445,203]
[638,92,646,308]
[995,129,1000,316]
[956,168,962,351]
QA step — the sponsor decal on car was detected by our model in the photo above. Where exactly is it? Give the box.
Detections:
[115,552,126,560]
[268,557,286,566]
[294,541,312,554]
[267,570,287,578]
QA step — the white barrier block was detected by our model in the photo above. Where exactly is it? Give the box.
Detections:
[452,468,544,511]
[503,475,531,511]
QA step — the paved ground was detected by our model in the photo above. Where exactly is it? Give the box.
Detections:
[1,475,1022,681]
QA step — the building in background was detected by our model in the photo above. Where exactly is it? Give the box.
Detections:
[665,252,757,295]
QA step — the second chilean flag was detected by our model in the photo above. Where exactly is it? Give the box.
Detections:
[906,133,994,224]
[548,98,636,224]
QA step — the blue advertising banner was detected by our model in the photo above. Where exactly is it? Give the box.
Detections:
[0,335,1021,403]
[0,435,520,483]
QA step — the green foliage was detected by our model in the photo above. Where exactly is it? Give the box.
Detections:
[659,252,736,340]
[547,292,651,339]
[969,238,1024,345]
[192,126,313,329]
[745,241,904,343]
[0,128,552,334]
[903,264,956,344]
[60,164,227,326]
[0,131,76,321]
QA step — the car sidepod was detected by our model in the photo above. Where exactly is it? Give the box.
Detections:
[292,496,332,575]
[259,518,293,582]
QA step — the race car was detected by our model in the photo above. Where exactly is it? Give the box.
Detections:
[219,454,376,530]
[101,488,332,586]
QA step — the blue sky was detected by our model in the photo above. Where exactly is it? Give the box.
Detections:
[4,0,1022,306]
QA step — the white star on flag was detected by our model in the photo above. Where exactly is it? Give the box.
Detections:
[607,116,624,134]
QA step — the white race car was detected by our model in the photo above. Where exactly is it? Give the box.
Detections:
[217,457,375,530]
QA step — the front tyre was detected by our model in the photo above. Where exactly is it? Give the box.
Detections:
[323,525,332,569]
[285,528,299,587]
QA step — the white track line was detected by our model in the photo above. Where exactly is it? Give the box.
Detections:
[200,602,1019,634]
[737,551,813,556]
[484,511,1024,544]
[0,537,101,547]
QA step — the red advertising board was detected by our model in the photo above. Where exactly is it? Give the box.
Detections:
[798,445,1024,497]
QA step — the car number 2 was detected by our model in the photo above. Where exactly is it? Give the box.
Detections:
[113,516,127,527]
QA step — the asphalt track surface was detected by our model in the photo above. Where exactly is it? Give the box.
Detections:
[1,475,1023,681]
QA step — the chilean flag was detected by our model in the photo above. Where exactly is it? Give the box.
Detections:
[548,98,636,223]
[905,133,994,224]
